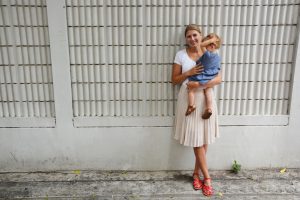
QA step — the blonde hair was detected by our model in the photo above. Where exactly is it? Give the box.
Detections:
[203,33,222,49]
[184,24,202,37]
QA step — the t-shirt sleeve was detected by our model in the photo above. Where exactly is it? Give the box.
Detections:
[174,51,182,65]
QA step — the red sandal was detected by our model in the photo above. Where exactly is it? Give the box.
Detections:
[192,173,203,190]
[202,178,213,196]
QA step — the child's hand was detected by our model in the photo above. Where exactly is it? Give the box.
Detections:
[211,36,219,43]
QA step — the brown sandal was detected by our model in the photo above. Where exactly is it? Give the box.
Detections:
[185,105,196,116]
[202,108,212,119]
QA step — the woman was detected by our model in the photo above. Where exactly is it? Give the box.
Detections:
[172,24,221,197]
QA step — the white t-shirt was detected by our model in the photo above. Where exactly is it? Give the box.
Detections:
[174,49,197,84]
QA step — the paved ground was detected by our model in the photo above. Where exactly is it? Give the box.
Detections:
[0,169,299,199]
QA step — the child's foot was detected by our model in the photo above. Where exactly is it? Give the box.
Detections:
[202,108,212,119]
[186,105,196,116]
[187,81,200,90]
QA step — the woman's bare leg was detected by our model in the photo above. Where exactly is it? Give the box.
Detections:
[193,146,211,186]
[193,144,208,176]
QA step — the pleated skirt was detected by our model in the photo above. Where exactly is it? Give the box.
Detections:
[174,84,220,147]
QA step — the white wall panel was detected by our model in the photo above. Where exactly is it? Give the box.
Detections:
[0,0,297,125]
[0,0,54,121]
[66,0,299,123]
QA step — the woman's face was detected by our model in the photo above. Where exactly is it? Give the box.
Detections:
[185,30,202,48]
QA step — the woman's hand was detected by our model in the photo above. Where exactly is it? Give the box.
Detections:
[186,65,204,77]
[172,64,204,85]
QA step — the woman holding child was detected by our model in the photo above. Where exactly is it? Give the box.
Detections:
[171,24,222,196]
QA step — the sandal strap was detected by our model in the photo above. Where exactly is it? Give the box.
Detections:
[202,184,213,196]
[193,178,203,190]
[193,179,201,185]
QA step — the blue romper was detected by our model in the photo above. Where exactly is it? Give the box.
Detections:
[189,51,221,84]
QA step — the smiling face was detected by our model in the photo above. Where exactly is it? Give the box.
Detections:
[185,30,202,48]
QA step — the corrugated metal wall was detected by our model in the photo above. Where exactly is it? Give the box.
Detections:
[0,0,299,126]
[0,0,54,118]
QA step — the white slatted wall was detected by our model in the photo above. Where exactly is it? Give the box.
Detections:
[1,0,299,126]
[0,0,54,119]
[66,0,299,121]
[218,0,297,115]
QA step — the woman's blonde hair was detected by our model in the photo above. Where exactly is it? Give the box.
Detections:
[184,24,202,37]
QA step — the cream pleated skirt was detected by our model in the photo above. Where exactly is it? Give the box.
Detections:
[174,84,220,147]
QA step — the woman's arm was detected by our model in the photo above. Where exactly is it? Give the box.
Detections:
[171,63,203,85]
[201,72,222,88]
[186,72,222,90]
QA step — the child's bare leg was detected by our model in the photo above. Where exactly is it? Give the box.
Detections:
[202,87,213,119]
[204,87,213,109]
[188,88,195,106]
[187,81,201,90]
[186,86,196,116]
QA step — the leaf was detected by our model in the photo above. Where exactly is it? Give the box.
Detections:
[280,168,287,174]
[218,192,223,197]
[72,170,81,175]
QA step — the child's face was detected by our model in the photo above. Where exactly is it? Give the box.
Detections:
[206,42,217,52]
[204,34,218,52]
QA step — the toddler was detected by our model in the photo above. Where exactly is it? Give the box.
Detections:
[185,33,222,119]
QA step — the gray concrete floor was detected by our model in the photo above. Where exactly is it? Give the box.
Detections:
[0,169,299,199]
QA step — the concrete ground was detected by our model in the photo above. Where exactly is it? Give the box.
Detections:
[0,169,299,199]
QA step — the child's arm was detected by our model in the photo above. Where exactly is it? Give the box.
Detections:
[200,37,219,52]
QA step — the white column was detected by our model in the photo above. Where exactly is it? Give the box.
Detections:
[46,0,73,128]
[286,15,300,167]
[289,15,300,127]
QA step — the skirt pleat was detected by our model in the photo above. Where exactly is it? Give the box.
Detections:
[174,84,220,147]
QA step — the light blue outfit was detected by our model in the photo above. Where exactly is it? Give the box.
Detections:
[189,51,221,84]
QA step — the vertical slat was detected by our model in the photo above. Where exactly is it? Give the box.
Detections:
[102,0,109,116]
[35,1,46,117]
[95,0,101,116]
[29,1,40,117]
[69,1,77,117]
[83,1,90,117]
[22,0,36,117]
[41,0,54,117]
[0,2,11,117]
[77,0,84,116]
[90,3,96,117]
[15,1,29,117]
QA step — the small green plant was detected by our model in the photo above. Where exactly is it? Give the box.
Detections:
[231,160,241,174]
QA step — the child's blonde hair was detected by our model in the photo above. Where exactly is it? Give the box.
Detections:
[203,33,222,49]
